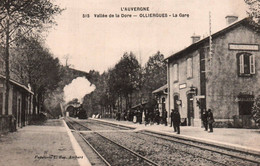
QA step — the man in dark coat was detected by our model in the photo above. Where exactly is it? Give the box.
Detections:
[207,109,214,132]
[201,109,208,131]
[173,109,181,134]
[163,110,167,126]
[155,109,160,125]
[138,109,142,124]
[149,110,154,125]
[170,109,174,128]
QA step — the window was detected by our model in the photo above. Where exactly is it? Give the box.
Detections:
[187,58,193,78]
[237,53,255,76]
[173,64,178,82]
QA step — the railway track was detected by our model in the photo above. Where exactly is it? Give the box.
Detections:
[142,131,260,166]
[79,119,134,131]
[67,118,260,165]
[96,119,260,165]
[81,119,260,164]
[65,118,159,166]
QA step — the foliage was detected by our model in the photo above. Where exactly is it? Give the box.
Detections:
[44,87,64,118]
[82,71,111,116]
[109,52,142,110]
[16,36,62,114]
[18,37,61,93]
[244,0,260,25]
[82,51,167,117]
[0,0,63,43]
[252,96,260,127]
[142,51,167,100]
[0,0,63,114]
[109,52,141,96]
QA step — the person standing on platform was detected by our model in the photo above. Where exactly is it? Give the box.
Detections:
[138,109,142,124]
[207,109,214,132]
[144,109,149,126]
[136,109,140,124]
[149,110,154,125]
[163,110,167,126]
[133,110,137,123]
[155,109,160,125]
[202,109,208,131]
[173,109,181,134]
[170,109,174,127]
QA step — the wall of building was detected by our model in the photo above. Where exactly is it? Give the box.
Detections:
[168,50,201,125]
[0,79,3,114]
[0,78,33,129]
[206,25,260,124]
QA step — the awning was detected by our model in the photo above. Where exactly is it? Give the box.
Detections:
[131,102,148,109]
[0,74,34,95]
[152,84,168,94]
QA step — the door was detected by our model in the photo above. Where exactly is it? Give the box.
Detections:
[18,99,21,127]
[239,101,253,128]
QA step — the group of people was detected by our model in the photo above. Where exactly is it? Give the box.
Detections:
[144,109,168,126]
[117,107,215,134]
[169,108,214,134]
[202,108,215,132]
[118,108,168,126]
[117,109,143,124]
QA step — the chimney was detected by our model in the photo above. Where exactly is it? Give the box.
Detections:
[225,15,238,25]
[191,34,201,44]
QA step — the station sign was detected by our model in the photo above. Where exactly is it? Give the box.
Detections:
[179,83,187,89]
[195,95,205,99]
[228,44,259,51]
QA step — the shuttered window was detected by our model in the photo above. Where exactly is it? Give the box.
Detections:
[173,64,178,82]
[250,54,255,74]
[187,58,192,78]
[238,53,255,76]
[239,54,244,74]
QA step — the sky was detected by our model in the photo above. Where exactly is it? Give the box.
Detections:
[46,0,248,73]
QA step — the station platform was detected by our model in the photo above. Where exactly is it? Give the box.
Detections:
[92,118,260,155]
[0,119,90,166]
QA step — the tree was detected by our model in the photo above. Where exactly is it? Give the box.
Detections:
[81,70,113,117]
[16,36,62,115]
[244,0,260,25]
[252,96,260,128]
[142,51,167,100]
[108,52,141,111]
[0,0,63,115]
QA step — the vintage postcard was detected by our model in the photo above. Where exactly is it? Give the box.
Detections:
[0,0,259,165]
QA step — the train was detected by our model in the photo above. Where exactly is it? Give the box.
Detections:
[66,104,88,119]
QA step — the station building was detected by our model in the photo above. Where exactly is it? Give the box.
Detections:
[0,49,33,133]
[165,16,260,128]
[0,75,33,129]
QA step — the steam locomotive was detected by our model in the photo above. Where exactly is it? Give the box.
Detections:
[66,104,88,119]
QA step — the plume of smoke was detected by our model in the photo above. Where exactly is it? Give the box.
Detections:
[63,77,95,103]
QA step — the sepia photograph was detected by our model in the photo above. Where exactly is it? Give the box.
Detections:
[0,0,260,165]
